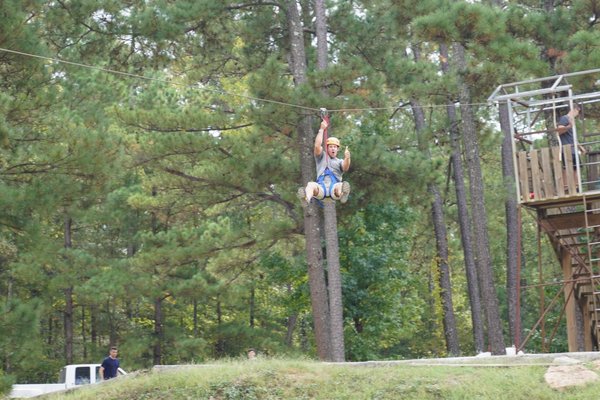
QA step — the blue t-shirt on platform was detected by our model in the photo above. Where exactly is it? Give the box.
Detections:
[101,356,119,380]
[558,115,575,146]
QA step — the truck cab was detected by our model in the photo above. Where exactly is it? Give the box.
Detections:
[10,364,126,398]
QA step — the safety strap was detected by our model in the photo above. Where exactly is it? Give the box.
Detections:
[320,108,330,164]
[317,167,339,198]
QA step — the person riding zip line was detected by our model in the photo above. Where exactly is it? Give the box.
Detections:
[300,119,351,205]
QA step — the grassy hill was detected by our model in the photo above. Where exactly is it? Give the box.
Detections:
[41,357,600,400]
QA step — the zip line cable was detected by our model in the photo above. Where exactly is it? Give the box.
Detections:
[0,47,491,113]
[0,47,318,113]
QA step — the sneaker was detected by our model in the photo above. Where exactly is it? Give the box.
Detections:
[297,187,308,208]
[340,181,351,204]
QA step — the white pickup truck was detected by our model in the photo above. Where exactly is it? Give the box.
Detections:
[10,364,126,398]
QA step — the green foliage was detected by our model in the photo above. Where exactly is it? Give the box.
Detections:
[566,30,600,75]
[2,0,594,383]
[0,368,14,397]
[0,299,46,382]
[413,2,504,45]
[339,202,429,360]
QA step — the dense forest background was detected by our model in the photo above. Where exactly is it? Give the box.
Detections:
[2,0,599,386]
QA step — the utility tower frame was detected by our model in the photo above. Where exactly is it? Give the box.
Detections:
[489,68,600,352]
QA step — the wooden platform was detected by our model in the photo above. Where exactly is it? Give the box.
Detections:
[517,144,589,203]
[522,185,600,351]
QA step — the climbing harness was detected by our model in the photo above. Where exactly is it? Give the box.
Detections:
[320,107,330,162]
[317,168,339,198]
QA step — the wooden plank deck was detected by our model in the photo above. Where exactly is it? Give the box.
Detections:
[518,145,582,204]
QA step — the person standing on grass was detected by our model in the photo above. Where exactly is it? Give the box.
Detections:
[99,346,120,380]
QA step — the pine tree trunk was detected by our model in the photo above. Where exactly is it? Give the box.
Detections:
[64,287,74,364]
[285,283,297,346]
[108,300,117,347]
[193,299,199,338]
[427,272,437,333]
[410,96,459,356]
[440,42,485,353]
[91,305,98,348]
[499,102,521,347]
[454,43,506,354]
[323,200,345,361]
[249,285,255,328]
[64,215,74,364]
[285,0,330,360]
[300,316,309,351]
[150,185,163,364]
[541,1,561,148]
[450,128,486,353]
[81,306,87,360]
[430,185,460,356]
[576,300,586,351]
[285,314,298,347]
[315,0,344,362]
[215,299,225,357]
[315,0,327,71]
[48,314,53,346]
[153,297,163,365]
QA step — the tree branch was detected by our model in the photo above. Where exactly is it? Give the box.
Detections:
[226,1,282,11]
[161,167,300,221]
[124,122,253,133]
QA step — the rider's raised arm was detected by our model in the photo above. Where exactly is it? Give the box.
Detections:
[314,120,328,157]
[342,146,351,172]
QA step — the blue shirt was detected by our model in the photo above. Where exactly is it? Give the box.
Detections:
[558,115,575,146]
[101,356,120,380]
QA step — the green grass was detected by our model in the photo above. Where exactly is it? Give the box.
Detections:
[42,358,600,400]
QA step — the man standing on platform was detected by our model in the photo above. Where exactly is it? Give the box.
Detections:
[557,104,585,191]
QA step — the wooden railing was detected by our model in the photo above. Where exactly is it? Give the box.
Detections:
[516,144,577,202]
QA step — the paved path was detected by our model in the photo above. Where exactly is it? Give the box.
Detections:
[153,351,600,371]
